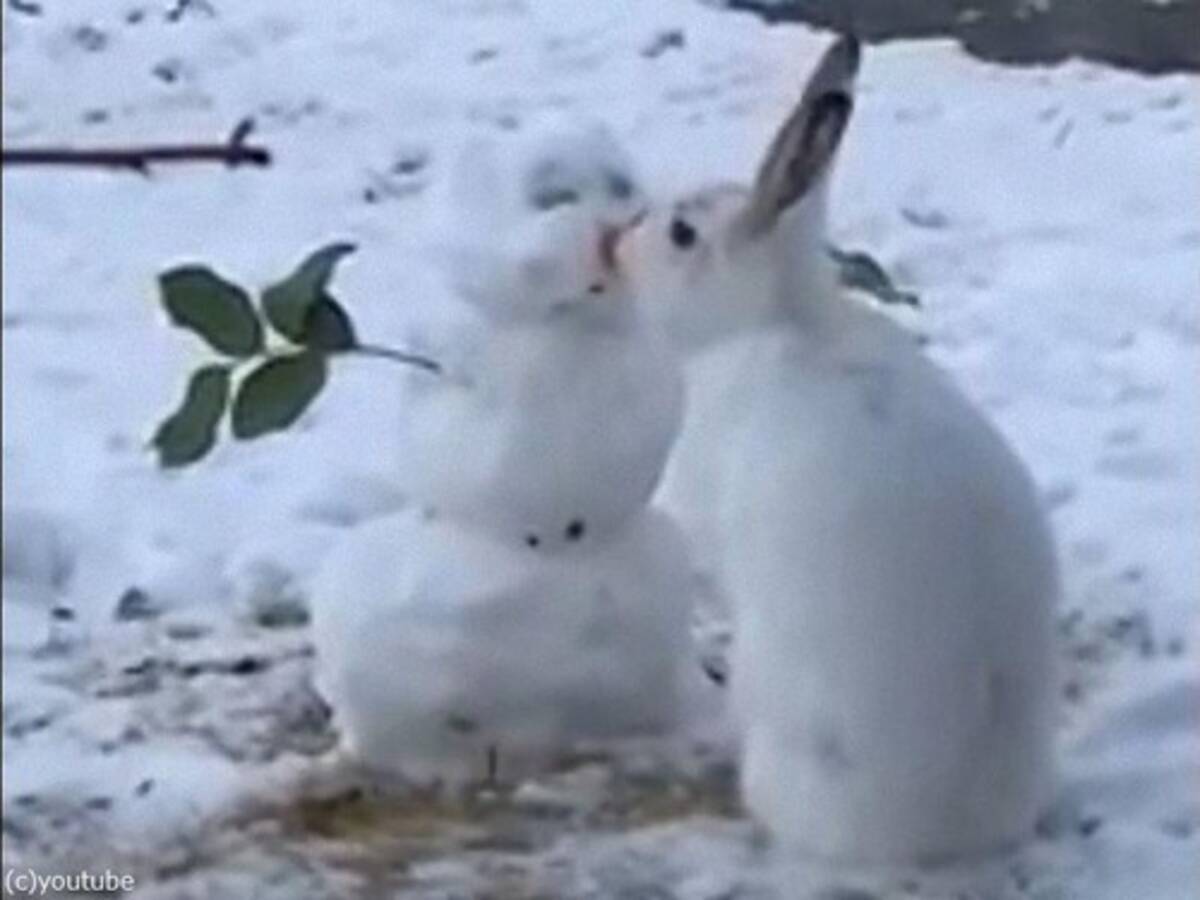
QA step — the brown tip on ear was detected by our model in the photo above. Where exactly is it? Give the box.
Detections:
[742,35,861,236]
[800,34,861,108]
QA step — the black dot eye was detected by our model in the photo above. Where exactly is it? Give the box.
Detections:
[669,218,698,250]
[606,171,636,200]
[525,534,541,548]
[530,186,580,211]
[564,519,586,541]
[526,159,581,211]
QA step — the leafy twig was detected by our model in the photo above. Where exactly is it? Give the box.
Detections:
[152,242,443,468]
[829,245,919,308]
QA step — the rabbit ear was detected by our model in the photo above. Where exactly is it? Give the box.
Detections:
[743,35,860,235]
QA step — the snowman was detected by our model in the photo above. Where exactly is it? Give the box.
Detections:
[311,118,704,788]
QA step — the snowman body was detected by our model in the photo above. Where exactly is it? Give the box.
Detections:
[409,314,683,550]
[313,507,693,785]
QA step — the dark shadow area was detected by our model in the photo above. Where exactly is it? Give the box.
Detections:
[726,0,1200,74]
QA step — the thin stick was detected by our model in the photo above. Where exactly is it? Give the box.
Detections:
[352,343,443,375]
[1,118,271,172]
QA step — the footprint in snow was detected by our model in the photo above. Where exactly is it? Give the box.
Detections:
[1095,449,1179,481]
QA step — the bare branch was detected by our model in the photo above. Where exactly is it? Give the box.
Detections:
[2,123,272,172]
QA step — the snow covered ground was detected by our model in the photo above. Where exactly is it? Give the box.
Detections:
[2,0,1197,897]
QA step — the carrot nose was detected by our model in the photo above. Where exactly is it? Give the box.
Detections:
[597,208,647,274]
[598,225,622,273]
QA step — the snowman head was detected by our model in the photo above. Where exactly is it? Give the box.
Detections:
[432,117,647,325]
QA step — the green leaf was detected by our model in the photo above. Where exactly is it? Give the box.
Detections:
[261,243,357,343]
[159,266,264,357]
[829,246,919,308]
[152,365,231,468]
[302,297,357,352]
[231,352,327,440]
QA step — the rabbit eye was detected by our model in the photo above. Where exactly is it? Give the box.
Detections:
[530,186,580,211]
[669,217,698,250]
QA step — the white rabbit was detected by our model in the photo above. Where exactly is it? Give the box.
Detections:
[620,36,1059,864]
[620,40,865,669]
[406,118,684,549]
[312,506,695,788]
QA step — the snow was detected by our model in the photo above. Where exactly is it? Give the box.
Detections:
[3,0,1197,896]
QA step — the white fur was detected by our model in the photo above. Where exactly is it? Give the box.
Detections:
[723,305,1059,863]
[623,160,841,577]
[621,39,1059,863]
